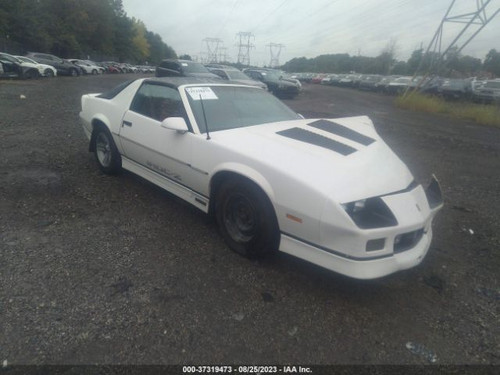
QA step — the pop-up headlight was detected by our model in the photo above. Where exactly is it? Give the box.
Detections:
[342,197,398,229]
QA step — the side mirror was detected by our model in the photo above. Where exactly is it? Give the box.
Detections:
[161,117,189,133]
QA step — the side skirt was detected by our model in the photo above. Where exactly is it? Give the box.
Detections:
[122,156,210,213]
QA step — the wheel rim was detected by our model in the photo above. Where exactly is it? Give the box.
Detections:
[96,132,112,167]
[71,69,77,76]
[223,193,257,243]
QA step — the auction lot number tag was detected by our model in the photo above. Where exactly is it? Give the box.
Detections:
[185,87,218,100]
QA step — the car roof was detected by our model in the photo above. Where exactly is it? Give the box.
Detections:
[208,67,242,72]
[160,59,200,64]
[144,77,229,87]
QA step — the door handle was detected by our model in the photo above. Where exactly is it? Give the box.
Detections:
[122,120,132,127]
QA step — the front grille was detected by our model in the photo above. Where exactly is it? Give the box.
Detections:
[394,229,424,253]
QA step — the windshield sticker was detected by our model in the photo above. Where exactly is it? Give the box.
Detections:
[185,87,218,100]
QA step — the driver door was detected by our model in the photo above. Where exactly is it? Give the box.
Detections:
[118,82,194,186]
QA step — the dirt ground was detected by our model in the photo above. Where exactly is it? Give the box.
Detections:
[0,75,499,367]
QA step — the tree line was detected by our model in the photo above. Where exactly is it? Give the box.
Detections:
[0,0,177,64]
[282,48,500,78]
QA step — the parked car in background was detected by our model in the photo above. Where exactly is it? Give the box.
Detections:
[311,74,326,84]
[25,52,81,76]
[138,65,155,74]
[375,75,398,93]
[0,52,24,78]
[473,79,500,104]
[207,67,267,90]
[276,71,302,90]
[156,59,220,79]
[321,74,338,85]
[14,55,57,77]
[386,76,413,95]
[69,59,103,75]
[358,75,383,91]
[0,52,39,79]
[338,74,358,87]
[100,62,122,73]
[244,68,300,99]
[438,79,472,100]
[417,76,444,96]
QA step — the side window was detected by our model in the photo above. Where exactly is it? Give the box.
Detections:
[160,61,180,72]
[130,83,184,121]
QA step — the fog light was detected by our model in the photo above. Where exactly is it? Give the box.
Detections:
[394,234,402,245]
[366,238,385,252]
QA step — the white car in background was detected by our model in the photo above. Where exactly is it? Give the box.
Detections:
[69,59,103,75]
[14,55,57,77]
[79,77,443,280]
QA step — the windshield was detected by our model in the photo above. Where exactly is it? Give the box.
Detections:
[185,86,299,133]
[264,70,282,80]
[226,70,251,80]
[0,53,20,63]
[16,56,36,64]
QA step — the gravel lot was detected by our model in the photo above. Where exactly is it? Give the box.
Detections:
[1,75,499,366]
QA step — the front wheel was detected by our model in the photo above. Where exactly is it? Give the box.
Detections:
[215,179,280,258]
[92,127,121,174]
[70,68,78,77]
[44,68,54,77]
[24,69,39,79]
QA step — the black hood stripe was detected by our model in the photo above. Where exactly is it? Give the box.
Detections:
[276,127,357,156]
[307,119,375,146]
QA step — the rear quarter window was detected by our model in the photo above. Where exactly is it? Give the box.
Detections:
[98,80,135,99]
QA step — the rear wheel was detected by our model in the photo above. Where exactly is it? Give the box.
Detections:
[215,178,279,258]
[44,68,54,77]
[92,69,97,75]
[93,127,122,174]
[69,68,78,77]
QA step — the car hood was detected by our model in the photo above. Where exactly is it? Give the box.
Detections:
[209,116,414,203]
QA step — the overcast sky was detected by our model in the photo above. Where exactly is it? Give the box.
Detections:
[121,0,499,66]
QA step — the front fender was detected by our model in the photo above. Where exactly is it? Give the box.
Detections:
[210,162,276,202]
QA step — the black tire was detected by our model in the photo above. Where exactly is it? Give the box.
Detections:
[92,127,122,174]
[24,69,39,79]
[69,68,78,77]
[92,69,97,75]
[44,68,54,77]
[215,178,280,258]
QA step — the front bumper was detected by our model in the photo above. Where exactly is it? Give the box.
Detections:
[279,177,443,279]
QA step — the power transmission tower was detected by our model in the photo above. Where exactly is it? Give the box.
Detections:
[267,43,285,68]
[203,38,224,63]
[218,47,228,63]
[423,0,500,72]
[235,32,255,66]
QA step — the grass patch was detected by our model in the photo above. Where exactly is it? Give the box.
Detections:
[395,92,500,127]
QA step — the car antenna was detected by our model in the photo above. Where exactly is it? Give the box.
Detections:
[199,94,211,140]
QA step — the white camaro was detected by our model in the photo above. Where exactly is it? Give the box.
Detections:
[79,77,443,279]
